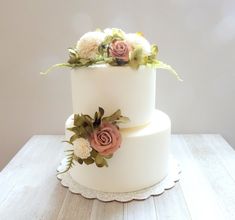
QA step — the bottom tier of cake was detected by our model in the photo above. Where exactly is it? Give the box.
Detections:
[64,109,171,193]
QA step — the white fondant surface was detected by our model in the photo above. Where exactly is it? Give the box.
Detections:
[70,64,156,128]
[65,110,171,193]
[57,157,180,202]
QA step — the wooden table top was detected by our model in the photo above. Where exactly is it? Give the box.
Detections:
[0,134,235,220]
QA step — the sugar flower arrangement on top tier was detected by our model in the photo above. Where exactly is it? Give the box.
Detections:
[41,28,181,80]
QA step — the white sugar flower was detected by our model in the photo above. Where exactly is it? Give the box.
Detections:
[103,28,126,37]
[126,33,151,56]
[76,31,105,60]
[73,138,92,159]
[103,28,113,36]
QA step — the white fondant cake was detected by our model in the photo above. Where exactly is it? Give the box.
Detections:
[65,109,170,192]
[42,28,181,194]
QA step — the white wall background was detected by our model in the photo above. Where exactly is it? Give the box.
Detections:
[0,0,234,170]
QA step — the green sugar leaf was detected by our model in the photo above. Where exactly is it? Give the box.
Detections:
[98,107,105,119]
[103,154,113,159]
[129,46,144,69]
[95,154,104,165]
[69,134,78,143]
[40,63,72,75]
[90,149,98,158]
[102,109,129,125]
[151,44,158,58]
[116,116,130,124]
[67,127,78,133]
[95,154,109,167]
[77,157,84,164]
[93,107,105,127]
[83,157,95,165]
[154,60,183,81]
[68,48,79,58]
[102,109,121,123]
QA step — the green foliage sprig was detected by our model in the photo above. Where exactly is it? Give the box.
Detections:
[59,149,75,174]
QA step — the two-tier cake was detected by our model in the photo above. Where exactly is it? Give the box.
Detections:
[42,28,181,194]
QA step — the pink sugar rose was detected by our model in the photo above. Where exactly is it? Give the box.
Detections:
[90,122,122,156]
[108,40,131,62]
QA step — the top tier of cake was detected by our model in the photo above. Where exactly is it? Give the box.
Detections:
[71,64,156,128]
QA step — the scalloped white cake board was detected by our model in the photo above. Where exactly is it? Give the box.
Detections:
[57,156,181,202]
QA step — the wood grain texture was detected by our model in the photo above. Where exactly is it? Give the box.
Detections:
[171,135,228,220]
[154,183,191,220]
[0,134,235,220]
[57,194,93,220]
[123,197,157,220]
[91,200,123,220]
[182,135,235,220]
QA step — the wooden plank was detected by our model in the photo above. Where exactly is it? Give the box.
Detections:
[123,197,157,220]
[202,134,235,180]
[183,134,235,220]
[170,135,228,220]
[0,136,41,205]
[56,193,93,220]
[154,183,191,220]
[90,200,124,220]
[0,135,68,220]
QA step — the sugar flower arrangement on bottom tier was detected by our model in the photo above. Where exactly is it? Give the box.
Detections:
[41,28,182,80]
[62,107,129,172]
